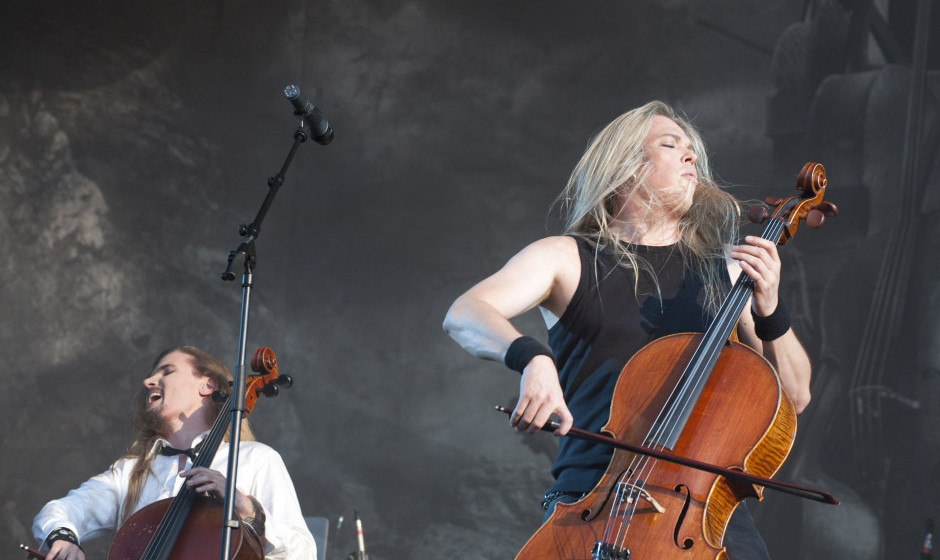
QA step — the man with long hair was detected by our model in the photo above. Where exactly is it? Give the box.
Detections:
[32,346,316,560]
[444,101,811,558]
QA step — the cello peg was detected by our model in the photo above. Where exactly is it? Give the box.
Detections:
[262,383,280,397]
[748,204,769,224]
[276,374,294,388]
[806,209,825,228]
[764,196,784,206]
[817,201,839,217]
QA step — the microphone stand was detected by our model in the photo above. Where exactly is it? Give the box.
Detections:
[344,510,368,560]
[217,122,314,560]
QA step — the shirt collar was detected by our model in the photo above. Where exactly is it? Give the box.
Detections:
[147,430,211,459]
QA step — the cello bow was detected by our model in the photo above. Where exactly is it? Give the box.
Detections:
[494,405,839,505]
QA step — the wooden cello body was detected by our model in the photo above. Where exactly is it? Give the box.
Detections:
[109,496,263,560]
[517,335,795,559]
[516,163,833,560]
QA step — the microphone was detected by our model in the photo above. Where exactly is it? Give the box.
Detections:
[283,84,334,145]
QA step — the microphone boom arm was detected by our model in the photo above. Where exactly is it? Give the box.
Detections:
[217,85,330,560]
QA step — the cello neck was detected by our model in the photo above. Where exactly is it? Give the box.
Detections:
[705,216,790,344]
[649,217,788,450]
[137,394,235,560]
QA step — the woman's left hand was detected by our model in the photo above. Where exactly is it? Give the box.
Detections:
[730,235,782,316]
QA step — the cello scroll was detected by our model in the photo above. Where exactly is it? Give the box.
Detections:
[243,347,293,413]
[748,162,839,243]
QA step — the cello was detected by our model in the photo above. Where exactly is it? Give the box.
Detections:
[106,347,292,560]
[514,163,837,560]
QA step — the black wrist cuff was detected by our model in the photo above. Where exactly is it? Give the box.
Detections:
[504,336,554,374]
[45,527,82,551]
[752,301,791,341]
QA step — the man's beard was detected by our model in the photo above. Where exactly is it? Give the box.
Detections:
[140,404,170,437]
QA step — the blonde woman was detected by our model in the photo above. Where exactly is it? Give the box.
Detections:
[444,101,811,559]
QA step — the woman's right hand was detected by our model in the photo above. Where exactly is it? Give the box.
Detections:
[512,355,574,436]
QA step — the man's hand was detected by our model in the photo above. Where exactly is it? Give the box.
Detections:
[180,467,255,519]
[46,540,84,560]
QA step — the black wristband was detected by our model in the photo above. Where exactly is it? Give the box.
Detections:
[504,336,554,374]
[45,527,83,551]
[752,301,791,341]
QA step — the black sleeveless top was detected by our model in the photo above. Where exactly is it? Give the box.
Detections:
[546,236,728,494]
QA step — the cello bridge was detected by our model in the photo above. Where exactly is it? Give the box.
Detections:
[616,482,666,514]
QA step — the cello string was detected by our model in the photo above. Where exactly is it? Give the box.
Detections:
[612,469,643,550]
[603,272,750,552]
[597,451,657,552]
[602,271,750,551]
[606,217,784,553]
[139,395,234,560]
[604,280,752,546]
[649,217,783,453]
[610,454,664,551]
[603,468,640,547]
[642,274,752,454]
[604,280,754,549]
[602,213,788,554]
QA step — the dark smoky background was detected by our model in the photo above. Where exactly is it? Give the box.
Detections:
[2,1,937,559]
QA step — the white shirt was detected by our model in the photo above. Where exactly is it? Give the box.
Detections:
[32,434,316,560]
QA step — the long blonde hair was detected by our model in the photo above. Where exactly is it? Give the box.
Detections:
[559,100,740,313]
[119,346,255,523]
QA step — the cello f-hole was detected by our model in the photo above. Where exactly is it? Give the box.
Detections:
[673,484,695,551]
[581,468,633,523]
